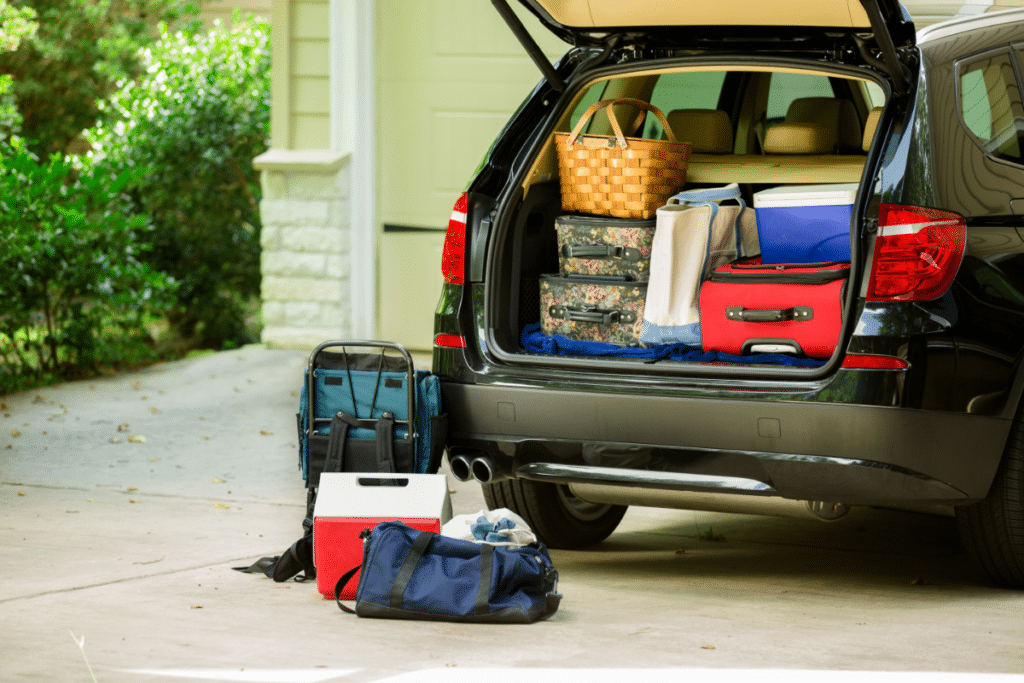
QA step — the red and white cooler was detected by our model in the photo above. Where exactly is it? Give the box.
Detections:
[700,258,850,358]
[313,472,453,599]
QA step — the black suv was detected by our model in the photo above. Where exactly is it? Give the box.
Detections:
[432,0,1024,587]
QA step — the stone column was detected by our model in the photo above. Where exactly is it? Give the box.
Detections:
[253,149,351,349]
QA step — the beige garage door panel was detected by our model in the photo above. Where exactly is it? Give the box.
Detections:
[377,0,564,350]
[378,231,446,349]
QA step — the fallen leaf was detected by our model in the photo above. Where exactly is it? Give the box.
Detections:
[0,402,6,410]
[128,435,147,443]
[212,478,226,484]
[260,430,274,436]
[4,444,11,449]
[202,435,211,440]
[150,457,160,462]
[215,503,230,509]
[127,486,138,491]
[150,407,161,414]
[11,429,20,437]
[117,424,130,432]
[110,437,123,444]
[87,499,94,502]
[132,381,142,390]
[129,499,140,504]
[17,492,25,496]
[191,605,203,609]
[701,645,716,650]
[141,396,148,400]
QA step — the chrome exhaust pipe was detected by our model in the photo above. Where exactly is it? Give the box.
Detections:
[448,454,473,482]
[471,456,508,484]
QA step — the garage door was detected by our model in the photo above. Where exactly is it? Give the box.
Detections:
[376,0,564,350]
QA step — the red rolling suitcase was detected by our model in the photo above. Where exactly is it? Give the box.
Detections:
[699,258,849,357]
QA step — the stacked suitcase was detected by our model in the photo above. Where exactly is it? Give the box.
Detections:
[539,214,654,346]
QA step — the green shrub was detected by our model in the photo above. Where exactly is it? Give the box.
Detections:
[0,146,177,393]
[0,0,197,156]
[93,15,270,350]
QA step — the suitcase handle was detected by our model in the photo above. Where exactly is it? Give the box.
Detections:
[561,243,642,262]
[725,306,814,322]
[549,305,637,325]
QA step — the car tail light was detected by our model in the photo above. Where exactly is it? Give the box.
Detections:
[841,354,908,369]
[434,333,467,349]
[866,204,966,301]
[442,193,468,285]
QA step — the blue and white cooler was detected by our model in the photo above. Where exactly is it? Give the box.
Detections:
[753,183,857,264]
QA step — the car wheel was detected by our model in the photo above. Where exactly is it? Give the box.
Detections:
[482,478,627,549]
[956,412,1024,588]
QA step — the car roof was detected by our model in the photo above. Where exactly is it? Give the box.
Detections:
[915,5,1024,43]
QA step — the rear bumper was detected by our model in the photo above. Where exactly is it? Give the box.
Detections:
[440,380,1010,503]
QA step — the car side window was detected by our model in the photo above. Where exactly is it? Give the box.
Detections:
[958,49,1024,164]
[645,71,728,137]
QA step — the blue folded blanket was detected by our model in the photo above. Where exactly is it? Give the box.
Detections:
[520,323,825,368]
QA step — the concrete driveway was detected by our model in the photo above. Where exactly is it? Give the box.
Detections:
[2,345,1023,682]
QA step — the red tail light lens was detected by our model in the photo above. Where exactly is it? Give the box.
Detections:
[434,333,467,349]
[867,205,966,301]
[841,354,909,369]
[442,193,468,285]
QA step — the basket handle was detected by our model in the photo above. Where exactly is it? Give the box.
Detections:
[566,97,678,148]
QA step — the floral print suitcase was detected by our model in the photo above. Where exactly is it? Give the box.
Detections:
[540,275,647,346]
[555,214,656,281]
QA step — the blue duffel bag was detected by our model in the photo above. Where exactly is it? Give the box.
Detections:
[334,521,562,624]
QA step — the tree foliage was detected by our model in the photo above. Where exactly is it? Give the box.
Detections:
[93,15,271,349]
[0,147,177,392]
[0,0,198,156]
[0,0,36,140]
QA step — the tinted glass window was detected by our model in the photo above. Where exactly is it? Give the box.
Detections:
[645,71,728,137]
[959,51,1024,164]
[766,72,835,121]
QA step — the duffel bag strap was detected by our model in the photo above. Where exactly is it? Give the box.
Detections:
[334,564,362,614]
[475,543,495,616]
[389,530,434,608]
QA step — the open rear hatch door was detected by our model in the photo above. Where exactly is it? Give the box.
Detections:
[496,0,915,94]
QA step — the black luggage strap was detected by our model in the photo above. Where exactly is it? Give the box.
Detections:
[324,410,362,473]
[233,531,315,583]
[376,412,396,474]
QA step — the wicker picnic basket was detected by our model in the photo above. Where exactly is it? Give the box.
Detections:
[556,98,691,220]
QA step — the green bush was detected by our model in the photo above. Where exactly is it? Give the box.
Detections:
[0,0,197,156]
[93,15,271,350]
[0,146,177,393]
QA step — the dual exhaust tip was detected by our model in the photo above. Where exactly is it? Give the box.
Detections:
[449,454,506,484]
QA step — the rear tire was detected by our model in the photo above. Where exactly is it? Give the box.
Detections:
[482,478,627,549]
[956,411,1024,588]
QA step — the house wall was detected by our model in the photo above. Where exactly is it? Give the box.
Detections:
[255,0,364,349]
[198,0,270,27]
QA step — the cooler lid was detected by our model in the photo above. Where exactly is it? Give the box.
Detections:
[753,183,859,209]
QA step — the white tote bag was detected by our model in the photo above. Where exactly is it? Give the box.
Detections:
[639,184,756,347]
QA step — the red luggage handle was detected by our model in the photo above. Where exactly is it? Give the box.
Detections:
[725,306,814,323]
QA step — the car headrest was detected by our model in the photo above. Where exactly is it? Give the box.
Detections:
[785,97,861,152]
[663,108,733,153]
[763,122,835,154]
